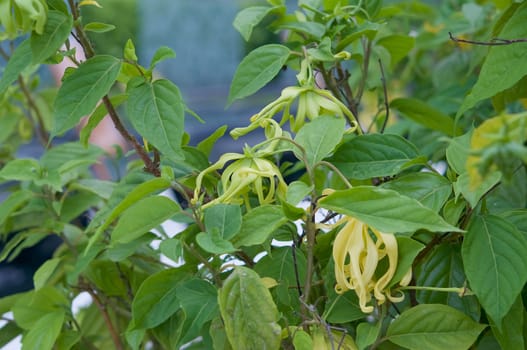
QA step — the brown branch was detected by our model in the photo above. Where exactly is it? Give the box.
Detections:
[85,287,124,350]
[18,76,50,146]
[335,62,359,118]
[355,38,372,104]
[102,97,160,176]
[449,32,527,46]
[378,59,390,133]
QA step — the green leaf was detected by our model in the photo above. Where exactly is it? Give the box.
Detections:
[278,21,326,39]
[228,44,290,105]
[0,159,40,182]
[33,257,61,290]
[294,115,345,167]
[387,237,424,288]
[149,46,176,70]
[0,190,32,227]
[127,79,185,161]
[377,34,415,68]
[12,287,69,329]
[132,267,191,329]
[386,304,486,350]
[293,330,313,350]
[454,171,501,208]
[111,196,181,244]
[83,22,116,33]
[330,134,424,180]
[286,181,312,206]
[218,267,281,350]
[232,205,288,247]
[30,10,73,63]
[22,311,65,350]
[53,55,121,136]
[499,209,527,234]
[204,204,242,240]
[490,296,525,350]
[319,187,462,234]
[415,244,480,320]
[356,322,381,350]
[254,246,306,286]
[178,279,219,344]
[0,39,32,94]
[196,231,237,254]
[197,125,227,158]
[151,309,186,349]
[446,130,472,175]
[462,215,527,327]
[0,322,22,349]
[390,98,462,136]
[381,173,451,212]
[457,2,527,117]
[233,6,277,41]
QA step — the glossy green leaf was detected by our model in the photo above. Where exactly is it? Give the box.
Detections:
[22,311,64,350]
[204,204,242,240]
[151,309,186,350]
[33,257,61,290]
[490,296,525,350]
[462,215,527,326]
[294,115,345,167]
[228,44,290,105]
[30,10,72,63]
[127,79,185,161]
[415,244,480,320]
[0,322,22,349]
[218,267,281,350]
[53,55,121,136]
[386,304,486,349]
[457,2,527,117]
[111,196,180,244]
[319,187,462,234]
[12,287,69,329]
[356,322,381,350]
[391,98,462,136]
[0,39,32,94]
[178,279,219,344]
[293,330,313,350]
[381,173,451,212]
[83,22,116,33]
[149,46,176,70]
[499,209,527,234]
[196,231,237,254]
[446,130,472,175]
[330,134,423,180]
[454,171,501,208]
[233,6,276,41]
[232,205,288,247]
[132,267,191,329]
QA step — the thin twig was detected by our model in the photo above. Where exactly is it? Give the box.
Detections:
[355,38,372,104]
[85,287,124,350]
[378,59,390,133]
[17,76,50,145]
[449,32,527,46]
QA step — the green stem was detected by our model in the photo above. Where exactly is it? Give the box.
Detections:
[398,285,472,295]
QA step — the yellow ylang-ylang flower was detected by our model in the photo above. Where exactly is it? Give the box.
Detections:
[193,151,287,209]
[332,215,411,313]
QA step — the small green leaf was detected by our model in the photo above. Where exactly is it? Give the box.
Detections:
[293,330,313,350]
[233,6,277,41]
[196,231,237,254]
[386,304,486,349]
[22,311,65,350]
[124,39,138,61]
[356,322,381,350]
[294,115,345,167]
[228,44,290,105]
[149,46,176,70]
[454,171,501,208]
[319,187,462,234]
[111,196,180,244]
[218,267,281,350]
[377,34,415,68]
[381,173,452,212]
[0,39,32,94]
[0,322,22,349]
[462,215,527,327]
[127,79,185,161]
[83,22,116,33]
[12,287,69,329]
[30,10,73,63]
[204,204,242,240]
[197,125,227,158]
[457,2,527,117]
[232,205,288,247]
[446,130,472,175]
[0,190,33,227]
[391,98,462,136]
[53,55,121,136]
[0,159,40,182]
[33,258,61,290]
[132,267,191,329]
[286,181,312,206]
[330,134,424,180]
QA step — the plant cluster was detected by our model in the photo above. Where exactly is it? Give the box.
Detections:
[0,0,527,349]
